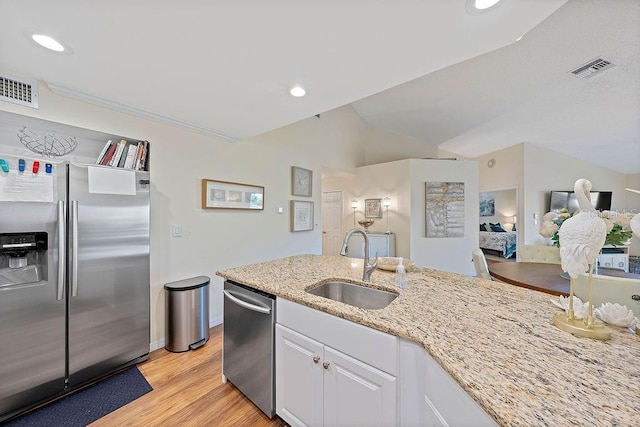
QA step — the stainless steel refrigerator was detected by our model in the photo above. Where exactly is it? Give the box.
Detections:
[0,156,150,422]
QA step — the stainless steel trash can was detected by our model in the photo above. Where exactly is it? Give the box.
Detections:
[164,276,210,352]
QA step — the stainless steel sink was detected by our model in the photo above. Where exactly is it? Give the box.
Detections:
[306,281,397,310]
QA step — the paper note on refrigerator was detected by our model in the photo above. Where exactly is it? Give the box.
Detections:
[87,166,136,195]
[0,170,55,202]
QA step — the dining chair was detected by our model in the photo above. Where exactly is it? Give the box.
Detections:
[518,245,561,264]
[472,248,492,281]
[573,274,640,317]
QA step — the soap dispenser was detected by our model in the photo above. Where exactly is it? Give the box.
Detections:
[395,257,407,290]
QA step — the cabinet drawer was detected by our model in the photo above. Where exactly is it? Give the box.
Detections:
[276,298,397,375]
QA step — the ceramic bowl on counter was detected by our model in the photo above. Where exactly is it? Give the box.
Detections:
[376,257,416,272]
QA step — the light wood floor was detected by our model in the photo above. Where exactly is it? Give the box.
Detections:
[91,325,287,427]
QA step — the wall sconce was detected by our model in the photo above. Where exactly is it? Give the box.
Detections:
[382,197,392,233]
[351,199,358,227]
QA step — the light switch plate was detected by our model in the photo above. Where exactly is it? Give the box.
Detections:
[172,225,183,237]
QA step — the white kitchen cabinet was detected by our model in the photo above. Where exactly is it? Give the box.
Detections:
[276,324,396,427]
[323,345,396,426]
[276,298,495,426]
[399,339,496,427]
[346,232,395,259]
[276,325,324,426]
[276,299,397,427]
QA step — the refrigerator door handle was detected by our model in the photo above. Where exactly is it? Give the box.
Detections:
[71,200,79,297]
[57,201,66,301]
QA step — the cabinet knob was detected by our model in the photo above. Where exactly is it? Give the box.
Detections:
[313,356,320,364]
[323,361,330,370]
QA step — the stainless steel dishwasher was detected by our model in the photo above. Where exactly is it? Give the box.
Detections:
[223,280,276,418]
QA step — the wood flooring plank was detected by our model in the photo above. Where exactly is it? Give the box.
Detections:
[90,325,285,427]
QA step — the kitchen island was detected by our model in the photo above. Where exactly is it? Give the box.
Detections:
[217,254,640,426]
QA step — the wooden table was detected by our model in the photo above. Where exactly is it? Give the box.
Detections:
[488,262,640,296]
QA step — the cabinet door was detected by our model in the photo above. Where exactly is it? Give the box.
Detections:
[613,254,628,271]
[598,255,614,268]
[323,346,397,427]
[424,351,496,426]
[275,325,324,427]
[423,394,449,427]
[369,234,395,258]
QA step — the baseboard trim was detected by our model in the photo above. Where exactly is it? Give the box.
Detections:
[149,316,224,352]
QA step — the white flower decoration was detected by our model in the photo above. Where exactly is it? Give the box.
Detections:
[539,221,559,238]
[595,303,637,328]
[602,218,614,232]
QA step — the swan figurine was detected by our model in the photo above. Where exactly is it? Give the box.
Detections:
[558,179,607,278]
[626,188,640,239]
[631,213,640,239]
[558,179,607,328]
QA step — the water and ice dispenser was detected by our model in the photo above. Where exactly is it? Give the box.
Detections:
[0,232,48,287]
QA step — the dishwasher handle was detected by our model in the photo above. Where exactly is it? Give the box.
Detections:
[223,289,272,314]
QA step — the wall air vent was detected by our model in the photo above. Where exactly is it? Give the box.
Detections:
[570,58,615,79]
[0,74,39,108]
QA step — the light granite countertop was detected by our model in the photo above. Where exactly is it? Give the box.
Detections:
[216,254,640,427]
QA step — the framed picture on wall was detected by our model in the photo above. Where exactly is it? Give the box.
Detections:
[202,179,264,210]
[425,182,465,238]
[291,166,312,197]
[290,200,314,231]
[479,192,495,217]
[364,198,383,218]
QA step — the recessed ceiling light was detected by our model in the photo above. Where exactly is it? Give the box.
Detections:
[32,34,65,52]
[465,0,504,15]
[475,0,501,10]
[290,86,306,97]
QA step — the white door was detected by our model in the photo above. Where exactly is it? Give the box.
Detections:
[275,325,324,427]
[323,346,397,427]
[322,191,343,256]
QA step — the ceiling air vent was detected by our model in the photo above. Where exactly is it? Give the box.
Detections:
[570,58,615,79]
[0,74,39,108]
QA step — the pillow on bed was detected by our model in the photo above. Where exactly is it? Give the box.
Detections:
[480,223,488,231]
[489,222,507,232]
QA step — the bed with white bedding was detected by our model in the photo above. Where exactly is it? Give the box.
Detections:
[479,231,517,259]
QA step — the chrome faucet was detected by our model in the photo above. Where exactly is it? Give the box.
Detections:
[340,228,378,282]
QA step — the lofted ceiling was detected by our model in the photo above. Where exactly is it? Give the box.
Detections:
[352,0,640,174]
[1,1,637,174]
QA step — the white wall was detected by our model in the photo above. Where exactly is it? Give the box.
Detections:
[1,73,449,348]
[626,174,640,256]
[474,143,638,256]
[409,159,479,275]
[0,79,368,349]
[522,143,630,247]
[479,188,517,230]
[323,160,412,258]
[475,144,525,245]
[362,122,439,166]
[323,158,479,274]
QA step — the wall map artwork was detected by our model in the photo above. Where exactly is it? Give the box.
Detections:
[425,182,465,238]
